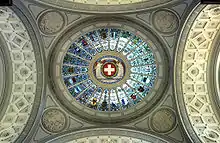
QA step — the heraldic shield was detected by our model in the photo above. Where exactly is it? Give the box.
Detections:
[93,55,126,84]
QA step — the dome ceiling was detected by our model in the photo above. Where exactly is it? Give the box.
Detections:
[40,128,172,143]
[0,7,44,142]
[175,4,220,143]
[62,28,157,112]
[0,49,4,101]
[50,19,168,123]
[1,0,220,143]
[32,0,179,13]
[65,0,145,5]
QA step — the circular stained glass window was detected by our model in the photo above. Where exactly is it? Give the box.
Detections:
[62,28,157,112]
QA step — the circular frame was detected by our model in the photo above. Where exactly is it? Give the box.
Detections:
[37,9,66,36]
[101,62,118,78]
[209,27,220,115]
[89,51,130,88]
[0,4,45,143]
[31,0,180,14]
[49,17,169,124]
[41,107,69,134]
[150,107,177,134]
[174,4,220,143]
[0,33,12,121]
[39,128,173,143]
[151,8,180,35]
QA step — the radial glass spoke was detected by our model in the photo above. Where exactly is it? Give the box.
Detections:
[76,83,96,104]
[126,43,146,60]
[68,43,93,60]
[127,43,150,60]
[87,87,103,110]
[63,54,90,66]
[62,65,88,76]
[130,73,154,85]
[126,79,150,98]
[76,36,97,56]
[98,89,109,111]
[117,31,133,52]
[85,88,97,109]
[68,79,91,97]
[129,52,155,63]
[98,28,108,51]
[116,87,131,109]
[109,89,121,111]
[130,60,155,67]
[67,52,91,62]
[130,75,156,88]
[131,64,155,68]
[122,84,142,104]
[63,74,89,88]
[109,28,121,51]
[85,30,103,53]
[122,36,142,55]
[130,64,157,75]
[63,64,89,68]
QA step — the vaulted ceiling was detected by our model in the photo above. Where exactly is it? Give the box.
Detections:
[0,0,219,143]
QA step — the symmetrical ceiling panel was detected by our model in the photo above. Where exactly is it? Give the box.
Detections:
[175,5,220,143]
[0,7,43,142]
[50,20,168,123]
[2,0,219,142]
[62,28,157,112]
[41,128,171,143]
[31,0,179,13]
[65,0,145,5]
[0,7,37,142]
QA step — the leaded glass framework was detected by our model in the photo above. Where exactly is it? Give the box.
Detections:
[65,0,145,5]
[62,28,157,112]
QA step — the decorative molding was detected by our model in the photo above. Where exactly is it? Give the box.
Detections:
[66,136,160,143]
[0,7,43,142]
[29,0,180,14]
[0,33,12,122]
[41,107,68,134]
[150,107,176,134]
[152,9,179,34]
[175,5,220,143]
[37,9,65,36]
[49,17,169,124]
[40,128,172,143]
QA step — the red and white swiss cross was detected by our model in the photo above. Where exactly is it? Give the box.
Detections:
[93,56,125,84]
[102,63,117,77]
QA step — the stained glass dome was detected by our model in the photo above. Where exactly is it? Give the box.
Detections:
[62,28,157,112]
[35,0,175,13]
[65,0,145,5]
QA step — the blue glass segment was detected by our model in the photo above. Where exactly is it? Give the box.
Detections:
[62,28,157,112]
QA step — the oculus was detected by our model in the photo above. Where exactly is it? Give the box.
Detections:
[62,28,157,112]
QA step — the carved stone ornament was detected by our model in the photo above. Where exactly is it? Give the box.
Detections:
[152,9,179,34]
[38,10,65,35]
[41,108,67,133]
[151,108,176,133]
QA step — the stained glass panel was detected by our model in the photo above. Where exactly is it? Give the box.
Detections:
[62,28,157,112]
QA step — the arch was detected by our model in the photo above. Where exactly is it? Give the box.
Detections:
[175,4,220,143]
[0,5,44,143]
[39,128,173,143]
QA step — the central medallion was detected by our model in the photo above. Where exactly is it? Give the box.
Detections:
[102,62,117,77]
[93,55,125,84]
[89,51,130,88]
[61,27,159,113]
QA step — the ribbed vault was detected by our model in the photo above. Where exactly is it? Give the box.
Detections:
[31,0,180,13]
[175,4,220,143]
[0,7,44,142]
